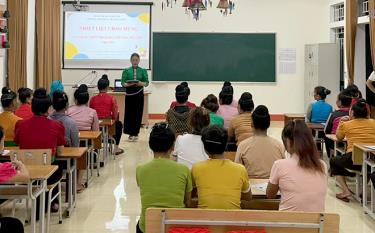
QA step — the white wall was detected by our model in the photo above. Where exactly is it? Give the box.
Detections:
[27,0,36,89]
[354,24,367,98]
[61,0,331,115]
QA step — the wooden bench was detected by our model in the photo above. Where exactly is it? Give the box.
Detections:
[146,208,340,233]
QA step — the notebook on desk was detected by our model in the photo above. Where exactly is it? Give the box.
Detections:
[113,79,126,92]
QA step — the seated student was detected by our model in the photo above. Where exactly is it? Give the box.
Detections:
[201,94,224,127]
[15,88,33,119]
[174,107,210,169]
[15,88,66,212]
[0,87,21,146]
[136,122,192,233]
[217,83,239,128]
[0,126,28,233]
[324,92,351,158]
[306,86,333,123]
[192,125,251,209]
[166,84,193,135]
[235,105,284,178]
[228,92,254,145]
[49,91,79,148]
[67,84,99,131]
[330,99,375,202]
[267,120,328,212]
[89,75,124,155]
[222,81,238,108]
[170,82,196,109]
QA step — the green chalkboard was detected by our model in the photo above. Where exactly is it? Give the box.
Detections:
[152,32,276,82]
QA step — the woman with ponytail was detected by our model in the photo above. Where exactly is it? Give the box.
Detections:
[228,92,254,145]
[306,86,333,123]
[267,120,328,211]
[330,99,375,202]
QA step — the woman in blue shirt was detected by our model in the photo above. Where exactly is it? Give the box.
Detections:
[306,86,333,123]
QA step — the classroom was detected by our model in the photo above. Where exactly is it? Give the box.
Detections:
[1,0,375,233]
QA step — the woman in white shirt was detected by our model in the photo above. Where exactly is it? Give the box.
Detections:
[174,107,210,169]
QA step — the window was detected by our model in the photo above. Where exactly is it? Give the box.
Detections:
[333,27,345,90]
[332,3,344,22]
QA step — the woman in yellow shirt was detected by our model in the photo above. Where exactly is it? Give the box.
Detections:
[330,99,375,202]
[0,87,21,146]
[191,125,251,209]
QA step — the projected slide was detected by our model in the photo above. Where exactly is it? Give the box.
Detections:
[64,9,150,69]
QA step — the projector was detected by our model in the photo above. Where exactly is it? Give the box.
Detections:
[73,0,89,11]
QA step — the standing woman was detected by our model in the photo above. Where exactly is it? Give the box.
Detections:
[121,53,149,142]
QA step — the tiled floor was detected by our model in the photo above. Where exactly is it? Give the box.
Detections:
[6,122,375,232]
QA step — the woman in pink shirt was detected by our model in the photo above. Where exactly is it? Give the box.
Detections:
[217,82,238,128]
[267,120,328,212]
[67,84,99,131]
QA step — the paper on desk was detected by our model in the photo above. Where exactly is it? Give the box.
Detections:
[1,150,10,156]
[251,182,268,192]
[365,146,375,150]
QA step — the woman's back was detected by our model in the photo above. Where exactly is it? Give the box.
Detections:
[67,105,99,131]
[175,134,208,169]
[217,104,239,128]
[270,156,327,212]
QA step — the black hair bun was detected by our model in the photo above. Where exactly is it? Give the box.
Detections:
[222,86,233,95]
[17,88,25,94]
[175,84,188,97]
[101,74,109,80]
[325,89,331,95]
[358,98,367,106]
[2,87,11,95]
[33,88,48,98]
[223,81,232,87]
[78,84,88,93]
[180,82,188,88]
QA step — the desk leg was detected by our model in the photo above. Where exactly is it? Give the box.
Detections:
[31,184,37,233]
[372,166,375,213]
[363,151,368,210]
[66,158,73,217]
[39,180,46,233]
[73,158,77,210]
[84,139,90,187]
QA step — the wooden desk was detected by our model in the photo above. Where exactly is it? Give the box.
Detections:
[284,113,305,125]
[146,208,340,233]
[0,165,58,233]
[353,143,375,219]
[306,122,325,130]
[242,179,280,210]
[56,147,87,217]
[106,91,150,126]
[79,131,102,140]
[27,165,58,180]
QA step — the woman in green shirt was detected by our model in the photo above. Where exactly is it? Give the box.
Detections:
[201,94,224,127]
[121,53,149,141]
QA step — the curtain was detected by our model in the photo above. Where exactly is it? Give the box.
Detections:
[35,0,61,89]
[369,0,375,72]
[7,0,28,91]
[345,0,358,86]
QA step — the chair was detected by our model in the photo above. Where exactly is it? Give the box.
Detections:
[11,149,62,233]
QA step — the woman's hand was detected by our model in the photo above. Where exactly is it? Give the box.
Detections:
[12,161,25,171]
[137,82,145,87]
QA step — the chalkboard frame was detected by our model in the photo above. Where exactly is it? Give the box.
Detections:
[151,32,277,83]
